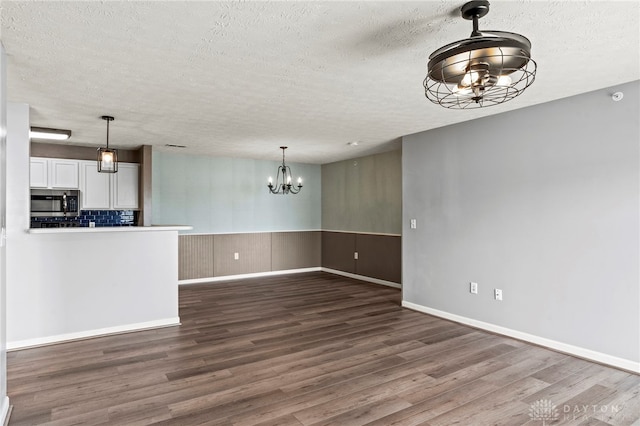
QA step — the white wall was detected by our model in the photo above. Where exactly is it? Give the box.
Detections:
[403,81,639,371]
[6,103,180,349]
[152,150,321,234]
[0,43,10,425]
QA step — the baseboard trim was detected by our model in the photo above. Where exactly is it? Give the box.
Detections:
[402,300,639,374]
[322,268,401,289]
[7,317,181,351]
[0,397,10,426]
[178,267,322,285]
[178,267,402,289]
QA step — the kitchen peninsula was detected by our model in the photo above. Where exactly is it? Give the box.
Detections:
[7,103,192,350]
[8,225,191,349]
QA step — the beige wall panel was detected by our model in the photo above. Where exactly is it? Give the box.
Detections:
[214,233,271,277]
[322,149,402,234]
[272,231,321,271]
[355,234,401,283]
[321,231,356,273]
[178,234,214,280]
[139,145,152,226]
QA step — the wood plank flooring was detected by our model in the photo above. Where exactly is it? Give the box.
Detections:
[7,272,640,425]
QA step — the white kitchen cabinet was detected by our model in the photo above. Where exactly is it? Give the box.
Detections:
[79,160,139,210]
[30,157,79,189]
[30,157,48,188]
[112,163,139,209]
[79,161,111,209]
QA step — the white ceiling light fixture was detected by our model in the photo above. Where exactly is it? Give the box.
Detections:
[424,0,537,109]
[29,127,72,141]
[97,115,118,173]
[267,146,303,195]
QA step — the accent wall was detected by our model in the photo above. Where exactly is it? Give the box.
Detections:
[152,150,321,234]
[322,149,401,235]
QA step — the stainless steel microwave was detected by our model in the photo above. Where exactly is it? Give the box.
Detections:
[30,189,80,217]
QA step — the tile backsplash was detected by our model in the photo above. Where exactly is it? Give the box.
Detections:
[31,210,138,228]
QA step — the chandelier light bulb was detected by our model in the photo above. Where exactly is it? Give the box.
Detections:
[453,85,473,96]
[460,70,481,87]
[102,152,114,163]
[496,75,512,87]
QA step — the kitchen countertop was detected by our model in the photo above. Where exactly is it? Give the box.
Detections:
[28,225,192,234]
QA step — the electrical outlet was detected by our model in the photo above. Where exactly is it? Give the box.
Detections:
[234,252,239,260]
[470,282,478,294]
[494,288,503,301]
[410,219,417,229]
[354,252,358,260]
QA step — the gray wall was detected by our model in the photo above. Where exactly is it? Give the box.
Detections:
[402,81,639,364]
[322,149,401,234]
[152,150,321,234]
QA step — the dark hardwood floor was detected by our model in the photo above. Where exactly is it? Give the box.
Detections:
[7,272,640,425]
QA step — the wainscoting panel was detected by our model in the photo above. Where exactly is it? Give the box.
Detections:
[178,234,214,280]
[355,234,401,283]
[179,231,401,284]
[321,231,356,274]
[272,231,321,271]
[214,233,272,277]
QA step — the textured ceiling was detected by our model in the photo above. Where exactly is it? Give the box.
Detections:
[1,1,639,164]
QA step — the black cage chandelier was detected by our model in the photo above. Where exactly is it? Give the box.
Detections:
[268,146,303,195]
[424,0,536,109]
[97,115,118,173]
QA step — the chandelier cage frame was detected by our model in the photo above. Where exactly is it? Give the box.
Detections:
[267,146,303,195]
[424,0,537,109]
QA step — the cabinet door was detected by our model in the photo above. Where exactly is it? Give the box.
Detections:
[112,163,139,209]
[30,157,48,188]
[49,159,79,189]
[79,161,110,210]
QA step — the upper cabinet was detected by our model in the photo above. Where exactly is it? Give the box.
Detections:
[30,157,79,189]
[112,163,139,209]
[30,158,48,188]
[79,161,110,210]
[79,160,139,210]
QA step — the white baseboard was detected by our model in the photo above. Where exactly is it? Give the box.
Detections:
[321,268,401,289]
[178,267,402,289]
[178,267,322,285]
[0,396,9,426]
[402,301,639,374]
[7,317,181,351]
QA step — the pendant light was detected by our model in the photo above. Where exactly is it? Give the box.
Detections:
[424,0,536,109]
[267,146,303,195]
[97,115,118,173]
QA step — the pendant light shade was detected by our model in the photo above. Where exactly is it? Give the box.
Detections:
[424,0,536,109]
[97,115,118,173]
